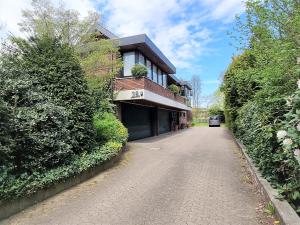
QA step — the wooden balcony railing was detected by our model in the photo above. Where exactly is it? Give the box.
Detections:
[114,77,187,105]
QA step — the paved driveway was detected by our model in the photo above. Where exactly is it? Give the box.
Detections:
[2,127,262,225]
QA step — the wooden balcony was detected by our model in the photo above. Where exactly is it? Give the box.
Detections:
[114,77,187,105]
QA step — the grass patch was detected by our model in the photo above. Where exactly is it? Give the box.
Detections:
[192,122,226,127]
[192,122,209,127]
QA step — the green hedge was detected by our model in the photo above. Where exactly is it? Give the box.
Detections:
[0,37,94,173]
[222,0,300,214]
[0,141,122,201]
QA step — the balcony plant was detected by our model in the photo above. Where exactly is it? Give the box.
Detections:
[131,64,148,78]
[168,84,180,95]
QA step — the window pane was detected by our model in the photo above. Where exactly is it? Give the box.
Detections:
[163,74,167,88]
[139,53,145,65]
[146,60,152,79]
[153,65,157,83]
[123,52,135,76]
[158,69,162,86]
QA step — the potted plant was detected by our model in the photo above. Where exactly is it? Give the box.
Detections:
[168,84,180,95]
[131,64,148,78]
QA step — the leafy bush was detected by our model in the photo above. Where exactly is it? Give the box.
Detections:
[131,64,147,77]
[93,112,128,145]
[222,0,300,214]
[275,86,300,211]
[168,84,180,95]
[208,104,224,118]
[0,99,14,167]
[0,37,94,173]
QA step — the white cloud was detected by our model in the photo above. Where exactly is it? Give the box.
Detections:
[201,0,245,22]
[0,0,245,70]
[99,0,244,69]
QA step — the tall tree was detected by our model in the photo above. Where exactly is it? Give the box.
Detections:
[191,75,201,108]
[18,0,100,46]
[18,0,123,113]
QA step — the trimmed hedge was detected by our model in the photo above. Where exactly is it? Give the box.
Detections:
[0,141,122,200]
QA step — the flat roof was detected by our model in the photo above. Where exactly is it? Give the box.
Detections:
[181,81,192,90]
[115,34,176,74]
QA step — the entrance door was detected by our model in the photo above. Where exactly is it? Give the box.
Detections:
[122,104,152,141]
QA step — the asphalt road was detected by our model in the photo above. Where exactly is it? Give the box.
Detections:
[1,127,262,225]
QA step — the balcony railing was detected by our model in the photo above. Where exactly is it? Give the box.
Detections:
[114,77,188,105]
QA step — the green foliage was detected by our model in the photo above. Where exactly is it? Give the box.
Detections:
[265,202,275,216]
[0,99,14,167]
[93,112,128,145]
[18,0,100,46]
[79,39,122,114]
[168,84,180,95]
[223,0,300,214]
[0,141,122,201]
[131,64,147,78]
[0,36,94,173]
[275,88,300,211]
[0,1,128,203]
[208,105,224,117]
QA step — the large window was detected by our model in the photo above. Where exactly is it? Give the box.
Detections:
[163,73,167,88]
[158,69,163,86]
[153,64,158,83]
[146,59,152,79]
[138,53,145,65]
[123,51,135,76]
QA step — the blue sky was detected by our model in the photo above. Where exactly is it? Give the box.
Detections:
[0,0,244,96]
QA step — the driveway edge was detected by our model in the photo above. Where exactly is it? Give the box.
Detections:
[0,145,127,221]
[231,134,300,225]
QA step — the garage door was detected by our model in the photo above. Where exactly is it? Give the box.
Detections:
[122,104,152,141]
[158,109,171,134]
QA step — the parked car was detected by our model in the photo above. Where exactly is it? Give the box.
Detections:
[208,116,221,127]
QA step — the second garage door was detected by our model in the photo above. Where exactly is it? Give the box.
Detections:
[122,104,152,141]
[158,109,171,134]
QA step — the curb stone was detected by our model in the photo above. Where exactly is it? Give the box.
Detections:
[231,134,300,225]
[0,145,127,221]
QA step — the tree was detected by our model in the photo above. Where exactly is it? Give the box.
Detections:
[0,36,94,173]
[18,0,123,114]
[18,0,100,46]
[191,75,201,108]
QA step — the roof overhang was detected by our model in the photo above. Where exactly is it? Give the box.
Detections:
[115,34,176,74]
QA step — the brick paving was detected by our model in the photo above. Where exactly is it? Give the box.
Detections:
[1,127,262,225]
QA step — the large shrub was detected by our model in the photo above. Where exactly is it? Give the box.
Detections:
[275,84,300,212]
[0,37,94,173]
[93,112,128,145]
[223,0,300,214]
[131,64,147,78]
[168,84,180,95]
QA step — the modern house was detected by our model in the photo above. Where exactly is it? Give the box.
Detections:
[98,27,193,140]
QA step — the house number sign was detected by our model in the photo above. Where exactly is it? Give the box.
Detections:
[131,90,143,98]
